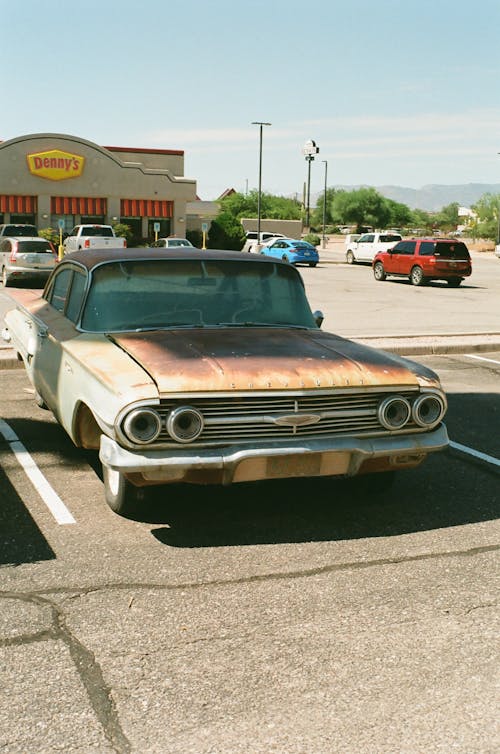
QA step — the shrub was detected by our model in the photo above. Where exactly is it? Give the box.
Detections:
[303,233,321,246]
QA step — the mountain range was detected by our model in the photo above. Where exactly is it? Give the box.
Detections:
[330,183,500,212]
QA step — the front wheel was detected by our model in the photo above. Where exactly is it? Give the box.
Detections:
[102,463,144,516]
[410,266,426,286]
[346,250,355,265]
[281,254,290,263]
[373,261,386,281]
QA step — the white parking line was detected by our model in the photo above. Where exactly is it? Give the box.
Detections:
[465,354,500,366]
[450,440,500,469]
[0,419,76,525]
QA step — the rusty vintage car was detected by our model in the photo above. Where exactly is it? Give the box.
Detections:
[2,248,449,515]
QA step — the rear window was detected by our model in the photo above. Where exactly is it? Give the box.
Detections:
[3,225,38,237]
[17,240,53,253]
[79,227,114,237]
[435,242,470,259]
[379,234,402,243]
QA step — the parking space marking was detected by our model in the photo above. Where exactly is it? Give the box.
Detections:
[465,354,500,366]
[450,440,500,469]
[0,419,76,525]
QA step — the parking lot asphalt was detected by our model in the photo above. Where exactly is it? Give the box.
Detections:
[1,242,498,366]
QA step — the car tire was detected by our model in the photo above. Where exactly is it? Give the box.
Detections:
[346,250,355,264]
[373,262,386,281]
[447,277,462,287]
[281,254,290,263]
[2,267,11,287]
[410,266,426,286]
[309,262,317,267]
[102,463,144,516]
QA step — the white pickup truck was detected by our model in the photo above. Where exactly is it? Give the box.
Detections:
[63,224,127,254]
[346,231,402,264]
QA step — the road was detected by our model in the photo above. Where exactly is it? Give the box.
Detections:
[0,258,499,754]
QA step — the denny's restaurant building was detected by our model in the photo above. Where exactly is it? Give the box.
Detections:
[0,133,197,242]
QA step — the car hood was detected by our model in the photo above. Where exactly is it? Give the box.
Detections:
[110,328,437,393]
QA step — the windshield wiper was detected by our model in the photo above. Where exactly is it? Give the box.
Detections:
[215,322,308,329]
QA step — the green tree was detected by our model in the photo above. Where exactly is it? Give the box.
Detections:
[310,188,337,229]
[471,193,500,241]
[409,208,433,233]
[330,188,392,231]
[433,202,459,233]
[207,211,246,250]
[221,191,301,221]
[384,199,412,228]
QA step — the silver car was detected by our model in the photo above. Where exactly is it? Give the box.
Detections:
[0,236,57,287]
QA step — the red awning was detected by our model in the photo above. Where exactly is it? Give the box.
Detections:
[0,195,37,213]
[51,197,107,215]
[120,199,173,218]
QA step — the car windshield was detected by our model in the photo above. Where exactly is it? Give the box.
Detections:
[81,259,318,332]
[434,242,470,259]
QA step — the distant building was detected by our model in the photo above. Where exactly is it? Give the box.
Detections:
[0,132,197,243]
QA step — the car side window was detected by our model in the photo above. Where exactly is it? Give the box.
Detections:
[393,241,415,255]
[47,268,74,313]
[0,239,9,252]
[65,270,87,323]
[418,242,435,256]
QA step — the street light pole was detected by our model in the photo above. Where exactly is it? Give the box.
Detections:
[252,121,271,249]
[302,139,319,232]
[322,160,328,249]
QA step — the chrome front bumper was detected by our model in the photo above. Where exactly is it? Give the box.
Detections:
[99,425,449,485]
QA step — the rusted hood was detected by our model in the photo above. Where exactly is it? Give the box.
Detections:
[110,328,432,393]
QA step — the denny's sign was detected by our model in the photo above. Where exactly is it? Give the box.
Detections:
[27,149,85,181]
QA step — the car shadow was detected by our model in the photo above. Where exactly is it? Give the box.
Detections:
[0,465,56,565]
[143,448,499,548]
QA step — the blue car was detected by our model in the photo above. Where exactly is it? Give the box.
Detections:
[260,238,319,267]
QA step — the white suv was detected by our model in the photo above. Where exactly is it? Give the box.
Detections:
[242,231,285,253]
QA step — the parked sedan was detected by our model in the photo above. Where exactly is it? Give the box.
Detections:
[373,238,472,286]
[0,236,57,287]
[3,248,448,515]
[150,237,194,248]
[261,238,319,266]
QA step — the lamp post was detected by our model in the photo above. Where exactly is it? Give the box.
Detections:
[252,121,271,249]
[321,160,328,249]
[303,139,319,230]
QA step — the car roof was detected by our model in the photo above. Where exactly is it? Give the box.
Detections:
[61,247,286,270]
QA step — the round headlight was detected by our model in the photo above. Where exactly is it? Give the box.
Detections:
[123,408,162,444]
[378,396,411,430]
[412,394,446,428]
[166,406,204,443]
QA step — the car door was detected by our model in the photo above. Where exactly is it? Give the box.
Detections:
[387,241,414,274]
[356,234,374,262]
[30,265,87,413]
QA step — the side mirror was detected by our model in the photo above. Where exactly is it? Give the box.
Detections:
[313,310,324,328]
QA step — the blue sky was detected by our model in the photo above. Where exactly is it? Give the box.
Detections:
[3,0,500,200]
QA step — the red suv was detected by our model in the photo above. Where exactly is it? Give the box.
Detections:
[373,238,472,287]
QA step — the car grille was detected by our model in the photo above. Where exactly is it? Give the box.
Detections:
[152,389,423,445]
